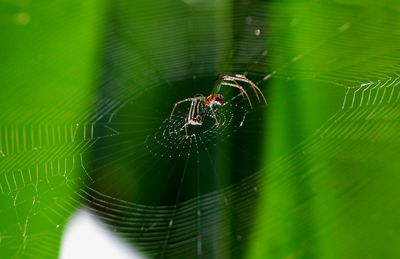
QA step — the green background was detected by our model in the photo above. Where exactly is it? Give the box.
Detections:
[1,0,399,258]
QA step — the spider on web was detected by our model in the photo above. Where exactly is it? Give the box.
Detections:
[169,74,267,135]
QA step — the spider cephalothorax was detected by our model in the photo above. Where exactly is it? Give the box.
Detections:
[205,93,225,107]
[170,74,266,135]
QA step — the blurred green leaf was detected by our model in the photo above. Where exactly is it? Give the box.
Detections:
[0,0,106,258]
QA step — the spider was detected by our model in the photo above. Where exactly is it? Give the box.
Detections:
[169,74,267,135]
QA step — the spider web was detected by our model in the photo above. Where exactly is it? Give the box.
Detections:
[1,0,400,258]
[144,93,250,158]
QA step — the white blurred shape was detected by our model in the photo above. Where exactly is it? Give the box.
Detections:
[61,209,143,259]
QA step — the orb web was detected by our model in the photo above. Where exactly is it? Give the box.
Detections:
[145,94,250,159]
[1,0,400,258]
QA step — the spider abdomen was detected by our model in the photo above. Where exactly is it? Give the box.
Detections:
[187,98,207,125]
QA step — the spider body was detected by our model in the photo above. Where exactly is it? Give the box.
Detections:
[188,94,224,125]
[170,74,266,135]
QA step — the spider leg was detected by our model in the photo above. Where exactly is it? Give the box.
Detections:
[232,78,261,102]
[170,97,204,120]
[180,121,190,136]
[243,78,267,104]
[223,75,268,104]
[221,76,259,103]
[209,106,220,127]
[184,124,188,136]
[220,81,253,108]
